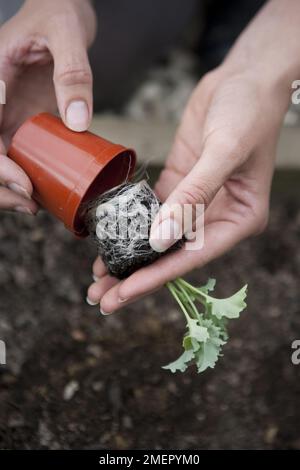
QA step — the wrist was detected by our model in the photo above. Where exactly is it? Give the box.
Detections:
[222,0,300,108]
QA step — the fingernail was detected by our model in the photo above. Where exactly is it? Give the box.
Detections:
[15,206,34,216]
[100,307,111,316]
[86,296,99,306]
[8,183,31,200]
[66,100,89,132]
[150,218,182,252]
[118,297,129,304]
[92,274,100,282]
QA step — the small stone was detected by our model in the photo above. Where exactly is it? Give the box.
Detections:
[29,228,45,242]
[196,413,206,422]
[71,329,87,342]
[63,380,79,401]
[92,381,104,392]
[87,344,102,358]
[38,421,54,447]
[264,425,279,444]
[114,434,129,449]
[122,415,133,429]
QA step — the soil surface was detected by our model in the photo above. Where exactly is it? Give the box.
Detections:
[0,170,299,450]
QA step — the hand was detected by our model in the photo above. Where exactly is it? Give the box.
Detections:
[87,64,287,313]
[0,0,96,215]
[87,0,300,313]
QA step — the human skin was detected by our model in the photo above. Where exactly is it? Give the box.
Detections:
[0,0,96,214]
[88,0,300,313]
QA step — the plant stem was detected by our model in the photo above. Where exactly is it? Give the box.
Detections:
[166,281,191,323]
[176,278,208,300]
[173,279,199,320]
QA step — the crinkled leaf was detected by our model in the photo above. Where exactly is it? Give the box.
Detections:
[199,278,216,294]
[195,341,221,373]
[162,349,194,373]
[194,322,226,372]
[183,335,201,352]
[186,318,209,343]
[204,284,247,320]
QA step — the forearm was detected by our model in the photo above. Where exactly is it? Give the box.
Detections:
[224,0,300,90]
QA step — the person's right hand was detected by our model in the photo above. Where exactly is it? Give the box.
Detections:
[0,0,96,215]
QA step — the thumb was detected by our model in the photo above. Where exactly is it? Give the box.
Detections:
[150,135,244,252]
[47,21,93,132]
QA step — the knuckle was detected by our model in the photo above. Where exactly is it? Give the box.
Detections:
[193,68,222,98]
[198,70,219,91]
[54,65,92,87]
[179,179,213,208]
[199,71,215,89]
[211,132,248,163]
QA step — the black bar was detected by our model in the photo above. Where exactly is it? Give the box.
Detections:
[0,449,296,467]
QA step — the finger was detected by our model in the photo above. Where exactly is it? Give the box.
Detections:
[0,153,35,200]
[92,256,107,280]
[149,130,249,253]
[0,60,34,201]
[0,186,38,214]
[99,286,159,316]
[86,275,119,307]
[154,166,182,202]
[47,16,93,132]
[116,219,250,308]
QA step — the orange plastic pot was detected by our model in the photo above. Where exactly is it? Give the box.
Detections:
[8,113,136,236]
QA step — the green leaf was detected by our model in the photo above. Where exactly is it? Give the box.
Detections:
[204,284,248,320]
[162,349,194,373]
[194,321,226,372]
[199,278,216,294]
[183,335,201,352]
[164,279,248,374]
[186,318,209,343]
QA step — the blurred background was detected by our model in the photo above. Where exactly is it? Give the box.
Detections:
[0,0,300,450]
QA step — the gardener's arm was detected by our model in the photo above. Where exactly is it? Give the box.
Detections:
[89,0,300,313]
[0,0,96,214]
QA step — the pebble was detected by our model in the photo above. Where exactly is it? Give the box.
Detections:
[92,381,104,392]
[63,380,79,401]
[87,344,102,358]
[264,425,279,445]
[71,329,87,342]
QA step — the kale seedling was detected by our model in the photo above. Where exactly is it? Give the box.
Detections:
[163,278,247,373]
[85,180,247,374]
